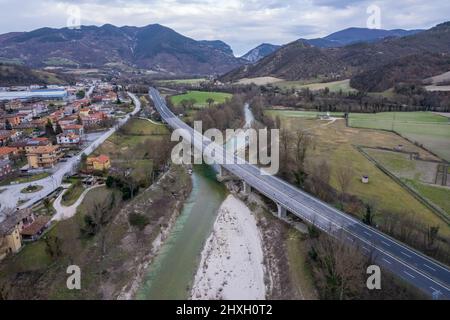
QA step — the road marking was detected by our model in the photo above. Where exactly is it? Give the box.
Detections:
[153,88,450,298]
[346,236,353,242]
[381,240,391,247]
[424,264,437,272]
[401,251,412,258]
[382,258,392,264]
[363,231,372,236]
[404,271,416,278]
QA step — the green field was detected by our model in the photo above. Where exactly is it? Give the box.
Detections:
[275,79,357,93]
[403,179,450,214]
[170,90,232,108]
[265,109,345,118]
[265,111,450,235]
[157,78,207,85]
[93,118,168,187]
[349,112,450,161]
[43,57,78,66]
[61,182,85,206]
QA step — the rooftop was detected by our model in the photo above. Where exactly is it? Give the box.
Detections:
[0,89,68,101]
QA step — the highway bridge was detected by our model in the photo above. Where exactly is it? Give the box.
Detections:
[149,87,450,299]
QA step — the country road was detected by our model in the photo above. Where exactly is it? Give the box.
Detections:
[0,92,141,218]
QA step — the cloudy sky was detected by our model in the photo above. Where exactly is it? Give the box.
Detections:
[0,0,448,55]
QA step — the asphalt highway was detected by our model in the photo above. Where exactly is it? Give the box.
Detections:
[150,87,450,299]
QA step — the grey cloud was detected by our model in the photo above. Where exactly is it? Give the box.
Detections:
[0,0,448,55]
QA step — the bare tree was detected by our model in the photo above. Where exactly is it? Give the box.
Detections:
[336,165,354,207]
[279,128,291,178]
[308,235,368,300]
[307,160,333,201]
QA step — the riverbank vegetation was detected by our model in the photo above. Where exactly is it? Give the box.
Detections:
[0,165,191,299]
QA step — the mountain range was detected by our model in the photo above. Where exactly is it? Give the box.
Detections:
[222,22,450,92]
[0,24,244,75]
[240,27,422,63]
[1,22,448,91]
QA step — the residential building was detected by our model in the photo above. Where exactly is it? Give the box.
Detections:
[4,115,21,126]
[11,137,50,155]
[57,132,80,145]
[0,159,13,179]
[81,112,107,127]
[62,124,84,136]
[0,209,34,261]
[86,154,111,172]
[26,144,61,168]
[0,146,18,160]
[20,216,51,241]
[4,99,23,110]
[0,130,20,146]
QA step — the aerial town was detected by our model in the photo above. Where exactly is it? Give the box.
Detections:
[0,0,449,309]
[0,81,136,259]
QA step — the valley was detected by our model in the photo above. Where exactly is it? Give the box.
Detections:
[0,4,449,303]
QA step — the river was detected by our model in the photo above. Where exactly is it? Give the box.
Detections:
[136,165,226,299]
[136,103,254,300]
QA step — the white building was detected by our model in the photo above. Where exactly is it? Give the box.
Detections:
[56,133,80,145]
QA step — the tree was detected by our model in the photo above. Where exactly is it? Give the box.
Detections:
[44,235,62,260]
[336,165,354,207]
[55,122,63,135]
[279,128,291,178]
[306,160,333,202]
[188,98,197,109]
[45,119,56,142]
[76,114,82,125]
[4,119,12,130]
[81,193,116,237]
[76,90,85,99]
[308,235,368,300]
[180,99,189,111]
[292,130,311,187]
[43,198,52,215]
[362,203,376,226]
[206,97,215,107]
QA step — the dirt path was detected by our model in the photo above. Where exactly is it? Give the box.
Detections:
[51,185,103,221]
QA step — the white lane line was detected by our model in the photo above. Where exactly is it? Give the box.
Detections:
[363,231,372,236]
[347,236,353,242]
[382,258,392,264]
[381,240,391,247]
[154,89,450,295]
[362,246,370,252]
[404,271,416,278]
[424,264,437,272]
[401,251,412,258]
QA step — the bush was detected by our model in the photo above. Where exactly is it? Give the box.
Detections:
[128,213,149,231]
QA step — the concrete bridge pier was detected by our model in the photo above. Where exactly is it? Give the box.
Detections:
[277,203,287,219]
[242,180,251,194]
[216,165,232,182]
